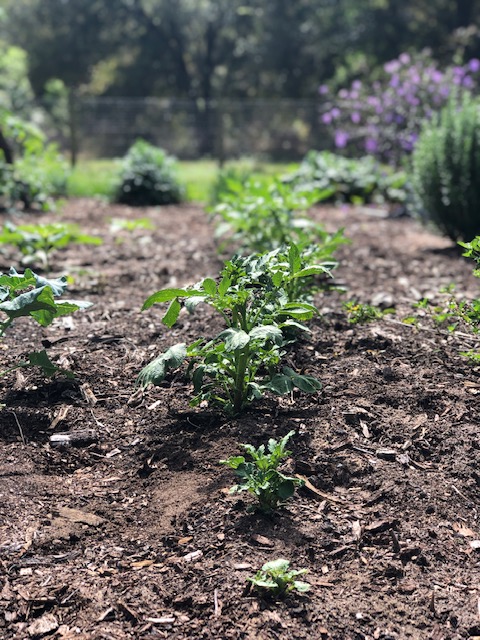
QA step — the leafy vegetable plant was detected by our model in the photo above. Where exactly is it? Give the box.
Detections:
[137,250,323,414]
[209,177,346,257]
[247,559,310,598]
[0,267,92,376]
[343,300,390,324]
[220,431,303,513]
[0,222,102,270]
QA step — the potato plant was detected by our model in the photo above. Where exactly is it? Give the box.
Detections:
[220,431,303,513]
[248,559,310,598]
[0,222,102,270]
[0,267,91,377]
[138,250,323,414]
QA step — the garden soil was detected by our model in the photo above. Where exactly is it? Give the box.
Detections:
[0,199,479,640]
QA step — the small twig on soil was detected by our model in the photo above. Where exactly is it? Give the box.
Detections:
[10,411,25,445]
[214,589,221,617]
[451,484,470,502]
[296,475,344,504]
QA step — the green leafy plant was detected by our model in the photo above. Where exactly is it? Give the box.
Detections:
[412,93,480,241]
[284,151,408,205]
[0,222,102,270]
[109,217,154,233]
[220,431,303,513]
[114,139,184,206]
[137,251,322,414]
[247,559,310,598]
[0,112,69,211]
[209,177,347,257]
[343,300,390,324]
[0,267,91,377]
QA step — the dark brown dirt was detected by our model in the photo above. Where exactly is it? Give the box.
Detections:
[0,200,479,640]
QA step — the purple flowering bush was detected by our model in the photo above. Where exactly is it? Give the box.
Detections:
[320,51,480,166]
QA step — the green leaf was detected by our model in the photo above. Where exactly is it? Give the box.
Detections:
[27,349,73,378]
[292,265,331,278]
[288,243,302,274]
[202,278,217,296]
[141,288,197,310]
[219,455,245,469]
[277,479,296,500]
[292,581,311,592]
[163,298,182,327]
[219,328,250,351]
[218,275,231,297]
[282,367,322,393]
[136,343,187,388]
[262,559,291,573]
[249,325,283,345]
[266,374,294,395]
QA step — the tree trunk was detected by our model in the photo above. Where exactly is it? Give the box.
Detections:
[0,127,14,164]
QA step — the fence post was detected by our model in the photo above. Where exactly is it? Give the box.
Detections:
[215,100,225,168]
[68,88,79,167]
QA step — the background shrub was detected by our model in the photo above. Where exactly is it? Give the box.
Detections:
[412,93,480,241]
[284,151,408,205]
[114,139,184,206]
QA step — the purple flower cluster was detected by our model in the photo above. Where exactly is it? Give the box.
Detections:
[319,51,480,165]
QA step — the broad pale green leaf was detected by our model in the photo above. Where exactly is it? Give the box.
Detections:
[219,455,245,469]
[249,325,283,345]
[293,581,311,592]
[136,343,187,388]
[262,559,290,573]
[220,328,250,351]
[163,298,182,327]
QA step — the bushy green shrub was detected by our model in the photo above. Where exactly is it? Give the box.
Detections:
[412,94,480,241]
[284,151,408,205]
[114,139,184,206]
[0,114,68,211]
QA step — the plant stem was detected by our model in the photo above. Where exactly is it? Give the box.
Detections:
[233,347,249,414]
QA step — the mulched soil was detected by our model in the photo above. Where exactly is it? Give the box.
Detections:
[0,199,479,640]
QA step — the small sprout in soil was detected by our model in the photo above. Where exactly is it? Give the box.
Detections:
[0,221,102,271]
[220,430,303,513]
[343,300,391,324]
[247,558,310,599]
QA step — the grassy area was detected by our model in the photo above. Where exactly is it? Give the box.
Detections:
[67,158,297,204]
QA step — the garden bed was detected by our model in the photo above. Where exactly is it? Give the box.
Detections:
[0,199,479,640]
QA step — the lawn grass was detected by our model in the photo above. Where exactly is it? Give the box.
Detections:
[67,158,297,204]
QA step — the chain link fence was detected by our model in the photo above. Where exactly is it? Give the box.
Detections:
[46,96,333,163]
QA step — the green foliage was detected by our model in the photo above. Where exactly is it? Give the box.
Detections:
[137,249,323,414]
[0,222,102,270]
[209,177,347,258]
[220,431,303,513]
[0,267,91,376]
[0,112,69,211]
[209,165,257,204]
[114,139,184,207]
[412,93,480,241]
[248,558,310,598]
[284,151,408,205]
[343,300,390,324]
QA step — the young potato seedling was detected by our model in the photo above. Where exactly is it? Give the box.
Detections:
[248,558,310,598]
[0,267,92,377]
[0,222,102,270]
[220,431,303,513]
